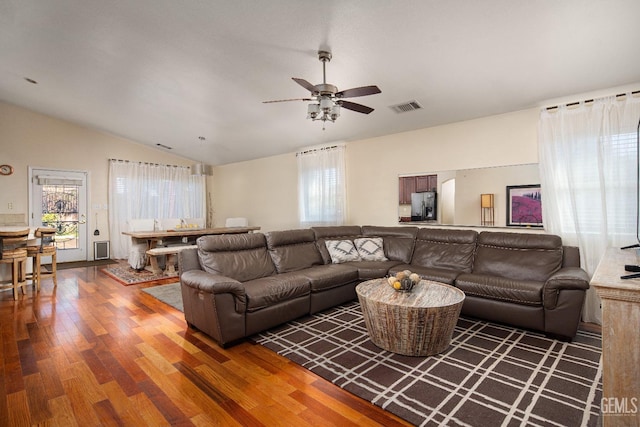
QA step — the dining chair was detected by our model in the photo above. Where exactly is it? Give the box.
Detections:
[0,229,30,300]
[26,227,58,291]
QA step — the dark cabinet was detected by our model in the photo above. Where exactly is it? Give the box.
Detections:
[416,175,437,192]
[399,174,437,204]
[399,176,417,204]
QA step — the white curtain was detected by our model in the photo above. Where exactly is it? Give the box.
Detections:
[538,93,640,324]
[297,144,346,227]
[108,160,206,259]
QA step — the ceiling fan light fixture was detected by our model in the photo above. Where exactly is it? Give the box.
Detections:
[264,50,380,128]
[307,103,319,119]
[330,105,340,121]
[320,97,333,112]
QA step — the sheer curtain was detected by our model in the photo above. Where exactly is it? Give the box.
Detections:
[108,160,206,259]
[297,144,346,227]
[538,93,640,324]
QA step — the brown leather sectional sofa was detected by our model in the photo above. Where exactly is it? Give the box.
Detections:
[178,225,590,347]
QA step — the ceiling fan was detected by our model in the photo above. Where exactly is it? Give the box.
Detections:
[263,50,381,127]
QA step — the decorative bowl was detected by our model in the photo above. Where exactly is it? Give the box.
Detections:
[387,270,420,292]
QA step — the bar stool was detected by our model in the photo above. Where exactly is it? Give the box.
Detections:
[0,229,29,300]
[26,227,58,291]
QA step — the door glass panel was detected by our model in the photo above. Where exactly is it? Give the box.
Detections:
[41,184,80,250]
[30,168,87,262]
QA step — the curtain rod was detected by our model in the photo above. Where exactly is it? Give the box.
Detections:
[545,90,640,111]
[108,158,186,168]
[296,144,342,156]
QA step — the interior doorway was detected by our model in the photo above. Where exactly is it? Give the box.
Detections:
[29,168,88,262]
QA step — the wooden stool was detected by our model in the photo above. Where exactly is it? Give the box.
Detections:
[26,227,58,291]
[0,229,29,300]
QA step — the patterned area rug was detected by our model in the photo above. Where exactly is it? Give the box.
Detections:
[101,260,177,286]
[254,301,603,427]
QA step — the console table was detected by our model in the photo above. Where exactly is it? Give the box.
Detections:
[122,226,260,272]
[591,247,640,425]
[122,226,260,249]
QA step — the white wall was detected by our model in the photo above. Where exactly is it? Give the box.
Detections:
[347,108,539,226]
[212,153,299,232]
[1,99,542,247]
[0,101,194,259]
[212,108,540,230]
[454,163,540,226]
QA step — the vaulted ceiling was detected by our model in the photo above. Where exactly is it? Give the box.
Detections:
[1,0,639,165]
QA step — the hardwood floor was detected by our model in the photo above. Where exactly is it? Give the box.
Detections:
[0,265,411,426]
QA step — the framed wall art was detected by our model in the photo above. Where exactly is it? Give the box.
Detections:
[506,184,543,227]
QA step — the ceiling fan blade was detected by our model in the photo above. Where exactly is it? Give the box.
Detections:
[339,100,374,114]
[263,98,312,103]
[336,85,381,98]
[292,78,317,93]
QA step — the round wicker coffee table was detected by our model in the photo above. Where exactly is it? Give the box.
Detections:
[356,278,465,356]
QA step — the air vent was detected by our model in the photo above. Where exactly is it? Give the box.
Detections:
[389,100,422,114]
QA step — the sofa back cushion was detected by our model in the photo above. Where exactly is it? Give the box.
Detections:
[412,228,478,272]
[361,225,418,263]
[265,229,324,273]
[473,232,563,282]
[197,233,276,282]
[311,226,363,264]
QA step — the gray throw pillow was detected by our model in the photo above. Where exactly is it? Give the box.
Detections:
[325,239,361,263]
[354,237,388,261]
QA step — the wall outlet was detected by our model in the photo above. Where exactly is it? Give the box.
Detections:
[7,202,13,210]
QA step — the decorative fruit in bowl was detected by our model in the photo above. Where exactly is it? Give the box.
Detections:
[386,270,420,292]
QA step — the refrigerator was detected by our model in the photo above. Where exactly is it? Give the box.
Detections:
[411,191,437,221]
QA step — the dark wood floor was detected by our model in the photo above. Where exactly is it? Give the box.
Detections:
[0,265,411,426]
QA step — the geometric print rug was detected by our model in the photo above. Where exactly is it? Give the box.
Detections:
[253,301,602,427]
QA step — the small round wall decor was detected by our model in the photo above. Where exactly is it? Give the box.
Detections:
[0,165,14,176]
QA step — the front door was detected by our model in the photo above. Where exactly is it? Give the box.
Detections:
[30,168,88,262]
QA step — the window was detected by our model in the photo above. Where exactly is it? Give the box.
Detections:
[108,160,205,258]
[297,144,346,227]
[538,93,640,324]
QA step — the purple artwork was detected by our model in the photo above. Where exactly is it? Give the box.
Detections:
[507,185,542,227]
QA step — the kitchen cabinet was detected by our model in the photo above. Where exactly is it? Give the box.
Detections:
[399,175,437,204]
[399,177,417,204]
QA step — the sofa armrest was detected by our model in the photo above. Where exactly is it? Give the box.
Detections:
[181,270,247,313]
[543,267,590,310]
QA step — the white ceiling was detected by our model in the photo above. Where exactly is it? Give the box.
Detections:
[1,0,640,166]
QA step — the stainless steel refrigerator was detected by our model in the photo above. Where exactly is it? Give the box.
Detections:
[411,191,437,221]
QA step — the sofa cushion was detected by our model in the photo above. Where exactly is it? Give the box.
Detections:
[325,240,361,263]
[389,264,460,285]
[243,273,310,312]
[298,264,359,292]
[312,226,363,264]
[354,237,388,261]
[456,273,543,306]
[473,232,563,282]
[197,233,276,282]
[265,229,324,273]
[350,260,405,280]
[411,228,477,273]
[361,225,418,263]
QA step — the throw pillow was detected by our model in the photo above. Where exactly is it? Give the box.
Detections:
[325,239,361,263]
[354,237,388,261]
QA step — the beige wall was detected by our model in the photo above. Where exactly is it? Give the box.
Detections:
[212,108,540,231]
[1,99,541,254]
[0,101,194,259]
[212,153,299,232]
